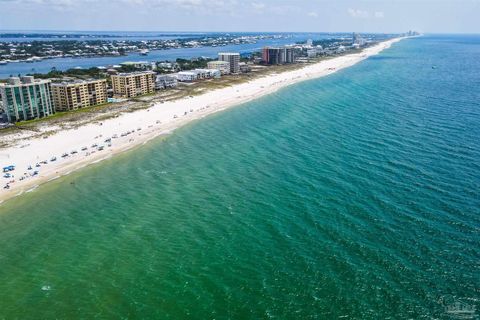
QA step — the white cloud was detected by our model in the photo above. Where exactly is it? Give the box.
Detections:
[271,5,300,15]
[348,8,369,19]
[250,1,265,13]
[348,8,385,19]
[307,11,318,18]
[0,0,97,11]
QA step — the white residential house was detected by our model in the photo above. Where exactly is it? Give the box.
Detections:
[194,69,221,79]
[176,71,198,82]
[155,75,178,89]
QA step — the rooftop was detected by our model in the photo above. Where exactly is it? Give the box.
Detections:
[0,76,51,87]
[51,79,106,87]
[114,71,156,77]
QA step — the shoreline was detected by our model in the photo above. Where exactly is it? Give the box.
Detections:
[0,37,405,204]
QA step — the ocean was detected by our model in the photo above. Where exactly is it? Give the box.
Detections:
[0,35,479,319]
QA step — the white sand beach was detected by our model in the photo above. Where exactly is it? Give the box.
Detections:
[0,37,404,203]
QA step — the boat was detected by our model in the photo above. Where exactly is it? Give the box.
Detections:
[50,157,57,162]
[140,49,149,56]
[0,60,7,65]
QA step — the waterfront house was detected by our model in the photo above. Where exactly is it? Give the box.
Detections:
[155,75,178,90]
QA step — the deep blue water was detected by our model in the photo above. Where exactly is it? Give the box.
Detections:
[0,35,478,319]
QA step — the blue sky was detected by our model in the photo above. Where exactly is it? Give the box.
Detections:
[0,0,478,33]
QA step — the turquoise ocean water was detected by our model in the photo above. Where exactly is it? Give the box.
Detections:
[0,35,479,319]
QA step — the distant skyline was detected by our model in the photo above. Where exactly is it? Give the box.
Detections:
[0,0,479,34]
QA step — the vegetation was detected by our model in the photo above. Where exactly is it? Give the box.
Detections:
[175,57,213,70]
[28,67,107,80]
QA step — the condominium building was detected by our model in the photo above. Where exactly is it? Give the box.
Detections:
[51,79,107,111]
[218,52,240,74]
[207,60,230,75]
[194,69,221,79]
[155,75,178,90]
[176,71,198,82]
[111,71,156,98]
[176,69,221,82]
[0,76,54,122]
[262,47,296,65]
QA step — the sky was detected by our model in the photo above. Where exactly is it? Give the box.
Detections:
[0,0,479,34]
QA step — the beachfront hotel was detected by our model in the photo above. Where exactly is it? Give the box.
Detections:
[111,71,156,98]
[0,76,54,122]
[207,60,231,75]
[262,47,296,65]
[218,52,240,74]
[51,79,107,111]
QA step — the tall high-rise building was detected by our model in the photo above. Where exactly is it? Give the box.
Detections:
[0,76,54,122]
[218,53,240,74]
[285,47,295,63]
[51,79,107,111]
[111,71,156,98]
[262,47,296,65]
